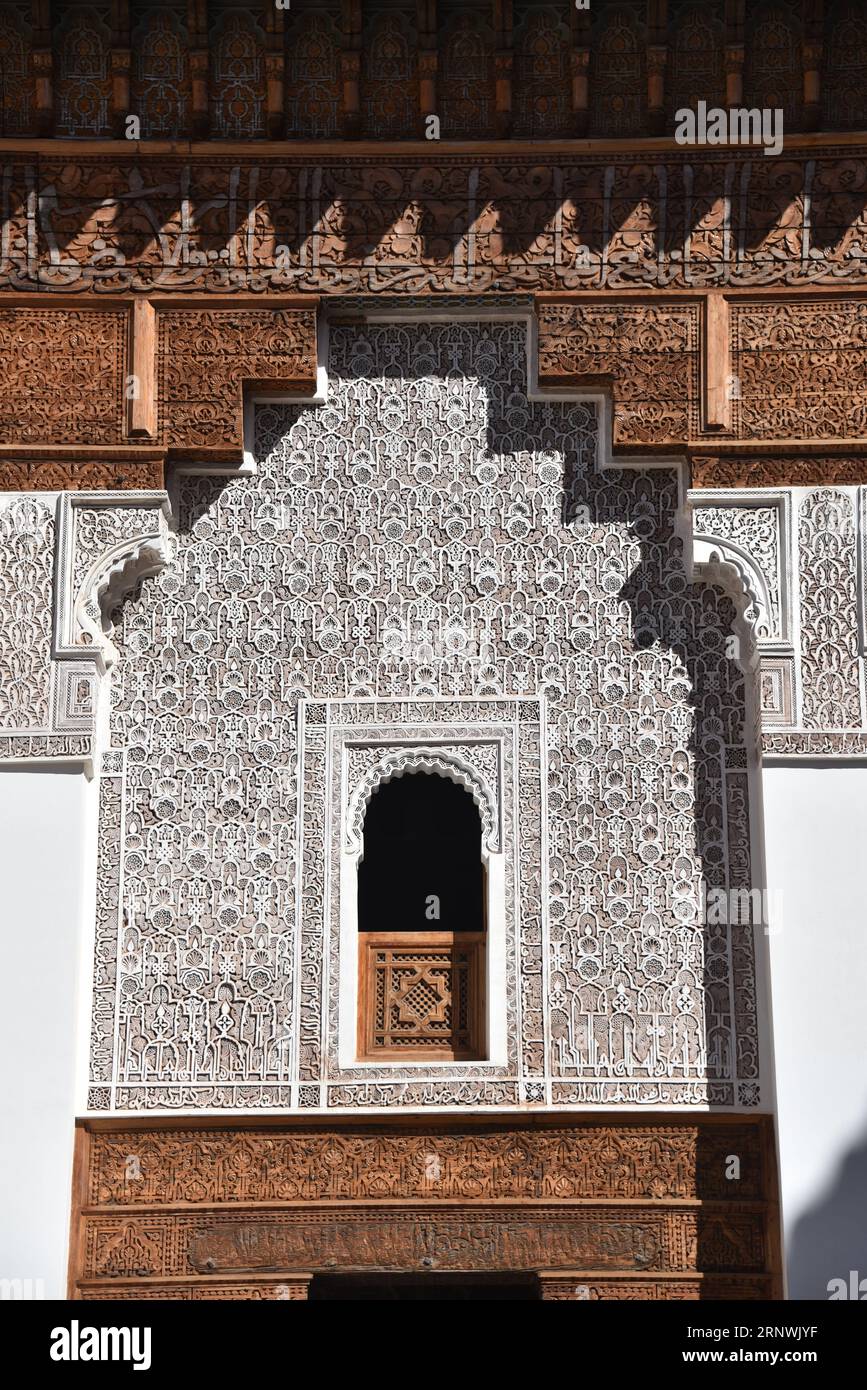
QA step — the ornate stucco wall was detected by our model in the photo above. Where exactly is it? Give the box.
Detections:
[6,317,867,1120]
[5,315,867,1295]
[74,319,760,1112]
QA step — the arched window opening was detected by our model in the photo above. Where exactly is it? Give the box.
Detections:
[357,772,486,1060]
[359,772,485,933]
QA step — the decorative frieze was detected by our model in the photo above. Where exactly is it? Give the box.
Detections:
[3,290,867,489]
[68,1116,780,1300]
[78,1204,764,1279]
[0,457,164,492]
[85,1121,767,1206]
[692,454,867,490]
[0,152,865,297]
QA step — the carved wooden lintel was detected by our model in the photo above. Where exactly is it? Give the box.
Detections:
[77,1274,314,1302]
[536,1271,772,1301]
[68,1115,782,1301]
[0,452,165,492]
[691,452,867,489]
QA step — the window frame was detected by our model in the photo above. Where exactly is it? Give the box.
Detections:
[338,742,507,1070]
[300,695,546,1105]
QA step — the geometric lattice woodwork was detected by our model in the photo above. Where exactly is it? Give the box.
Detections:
[358,933,484,1060]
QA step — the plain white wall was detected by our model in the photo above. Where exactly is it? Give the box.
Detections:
[0,767,89,1299]
[763,762,867,1300]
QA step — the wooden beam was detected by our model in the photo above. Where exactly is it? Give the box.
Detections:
[571,0,591,137]
[109,1,131,139]
[803,1,824,133]
[417,0,437,137]
[647,47,667,136]
[493,0,512,139]
[340,0,362,138]
[189,0,209,138]
[704,292,732,432]
[647,1,668,137]
[264,0,286,140]
[725,0,745,108]
[127,298,156,440]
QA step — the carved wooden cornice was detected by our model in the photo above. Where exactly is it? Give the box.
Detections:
[1,143,866,296]
[2,144,867,490]
[69,1114,782,1301]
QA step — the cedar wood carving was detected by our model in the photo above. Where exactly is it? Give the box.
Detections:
[3,147,867,488]
[70,1116,781,1300]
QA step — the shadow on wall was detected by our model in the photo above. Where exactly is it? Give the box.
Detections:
[788,1116,867,1300]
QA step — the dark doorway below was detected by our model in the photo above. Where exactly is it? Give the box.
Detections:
[309,1273,539,1300]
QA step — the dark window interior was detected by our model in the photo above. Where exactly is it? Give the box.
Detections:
[358,772,485,934]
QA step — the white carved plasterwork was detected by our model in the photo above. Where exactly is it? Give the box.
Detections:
[798,488,863,730]
[0,492,171,765]
[95,321,763,1112]
[0,496,54,730]
[55,494,172,674]
[688,491,801,733]
[692,504,781,641]
[758,485,867,754]
[689,486,867,751]
[345,743,501,856]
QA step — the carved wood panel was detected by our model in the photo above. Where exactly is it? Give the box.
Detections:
[69,1116,781,1301]
[358,932,485,1059]
[537,300,700,445]
[0,306,127,446]
[731,300,867,442]
[156,306,319,455]
[2,151,866,297]
[691,454,867,489]
[130,3,193,139]
[0,300,319,488]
